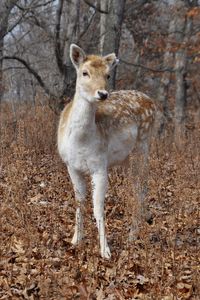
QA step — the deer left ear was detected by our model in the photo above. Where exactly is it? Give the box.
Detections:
[104,53,119,70]
[70,44,86,69]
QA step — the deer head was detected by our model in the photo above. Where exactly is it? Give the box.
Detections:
[70,44,119,103]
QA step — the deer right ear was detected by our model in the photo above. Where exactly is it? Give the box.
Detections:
[104,53,119,70]
[70,44,86,69]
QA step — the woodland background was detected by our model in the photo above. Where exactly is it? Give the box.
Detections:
[0,0,200,299]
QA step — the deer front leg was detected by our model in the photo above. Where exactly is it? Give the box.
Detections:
[92,171,111,259]
[68,167,86,245]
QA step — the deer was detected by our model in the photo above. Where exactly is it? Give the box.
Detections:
[57,44,157,259]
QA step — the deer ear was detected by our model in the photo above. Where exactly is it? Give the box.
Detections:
[104,53,119,70]
[70,44,86,69]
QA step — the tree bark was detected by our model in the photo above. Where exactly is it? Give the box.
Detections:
[100,0,126,89]
[156,19,176,134]
[175,15,192,126]
[158,20,176,119]
[0,0,19,102]
[61,0,80,101]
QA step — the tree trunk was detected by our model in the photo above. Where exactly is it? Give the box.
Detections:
[100,0,108,55]
[0,0,18,102]
[175,15,192,127]
[0,43,3,102]
[173,5,193,145]
[100,0,126,89]
[158,20,176,118]
[61,0,80,101]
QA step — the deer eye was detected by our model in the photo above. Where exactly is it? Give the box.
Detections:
[107,74,110,80]
[83,71,89,77]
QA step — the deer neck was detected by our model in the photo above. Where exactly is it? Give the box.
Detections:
[70,91,97,133]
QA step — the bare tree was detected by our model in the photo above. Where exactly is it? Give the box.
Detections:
[175,16,192,128]
[0,0,19,102]
[1,0,199,123]
[158,20,175,121]
[100,0,126,89]
[1,0,99,111]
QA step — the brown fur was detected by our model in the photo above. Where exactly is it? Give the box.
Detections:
[87,55,107,69]
[95,91,156,135]
[59,53,156,148]
[59,90,156,141]
[81,55,108,77]
[58,101,73,140]
[58,45,157,259]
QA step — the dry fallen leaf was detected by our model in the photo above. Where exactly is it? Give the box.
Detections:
[161,295,174,300]
[177,282,193,299]
[11,236,25,255]
[1,102,199,299]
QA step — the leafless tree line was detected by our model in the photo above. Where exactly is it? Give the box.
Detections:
[0,0,199,129]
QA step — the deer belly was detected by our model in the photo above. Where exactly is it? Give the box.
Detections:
[108,125,138,166]
[65,134,107,173]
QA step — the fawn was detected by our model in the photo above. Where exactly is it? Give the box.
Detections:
[57,44,156,258]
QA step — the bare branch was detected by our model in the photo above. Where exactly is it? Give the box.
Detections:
[120,58,174,73]
[2,55,55,97]
[16,0,56,11]
[25,14,54,39]
[0,0,19,41]
[54,0,65,74]
[83,0,109,14]
[1,0,55,40]
[1,12,28,40]
[79,10,96,40]
[3,66,26,71]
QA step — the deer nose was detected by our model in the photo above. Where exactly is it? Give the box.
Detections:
[97,90,108,100]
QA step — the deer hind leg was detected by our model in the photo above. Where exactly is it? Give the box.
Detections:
[137,138,153,221]
[68,167,86,245]
[92,172,111,259]
[140,138,154,223]
[137,140,150,214]
[130,139,152,240]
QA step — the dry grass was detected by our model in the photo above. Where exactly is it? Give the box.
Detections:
[0,101,199,299]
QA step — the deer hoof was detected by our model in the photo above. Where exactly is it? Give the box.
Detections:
[101,246,111,259]
[71,233,83,245]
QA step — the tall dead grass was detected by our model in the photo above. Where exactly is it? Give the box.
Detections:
[0,101,199,299]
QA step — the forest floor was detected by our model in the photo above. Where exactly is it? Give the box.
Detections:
[0,103,199,300]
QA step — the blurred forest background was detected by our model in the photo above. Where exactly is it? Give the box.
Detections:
[0,0,200,299]
[0,0,200,121]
